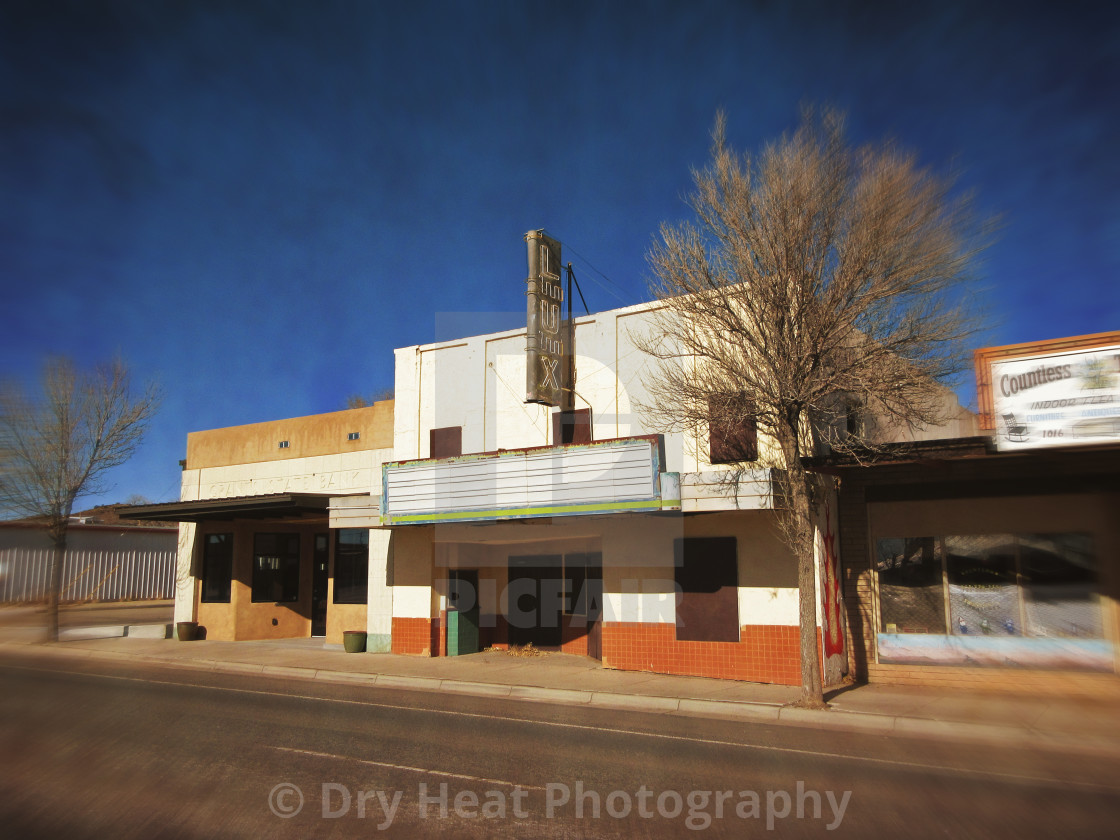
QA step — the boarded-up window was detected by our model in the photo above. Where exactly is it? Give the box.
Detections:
[430,426,463,459]
[675,537,739,642]
[553,408,592,445]
[709,394,758,463]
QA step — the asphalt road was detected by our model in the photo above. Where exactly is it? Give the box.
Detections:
[2,652,1119,839]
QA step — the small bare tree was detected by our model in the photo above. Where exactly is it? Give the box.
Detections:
[345,388,395,409]
[637,109,987,707]
[0,358,160,641]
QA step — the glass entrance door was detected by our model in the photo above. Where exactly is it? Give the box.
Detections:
[311,533,329,637]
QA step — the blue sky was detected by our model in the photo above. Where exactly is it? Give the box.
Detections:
[2,0,1117,508]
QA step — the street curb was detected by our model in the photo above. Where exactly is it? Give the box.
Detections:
[314,670,378,686]
[374,673,443,691]
[589,691,681,712]
[211,661,264,675]
[509,686,594,705]
[4,640,1120,754]
[261,664,315,679]
[440,679,514,697]
[678,697,782,722]
[778,705,899,734]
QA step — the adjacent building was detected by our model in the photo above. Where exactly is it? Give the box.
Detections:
[837,330,1120,695]
[0,505,177,604]
[127,404,394,645]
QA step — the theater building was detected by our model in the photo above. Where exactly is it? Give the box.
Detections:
[837,330,1120,694]
[372,292,971,686]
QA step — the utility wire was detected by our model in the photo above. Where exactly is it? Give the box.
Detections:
[542,231,631,306]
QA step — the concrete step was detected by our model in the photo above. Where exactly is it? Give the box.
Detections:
[58,623,172,641]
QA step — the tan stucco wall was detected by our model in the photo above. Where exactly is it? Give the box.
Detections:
[193,521,320,642]
[326,602,367,644]
[391,526,435,619]
[186,401,393,469]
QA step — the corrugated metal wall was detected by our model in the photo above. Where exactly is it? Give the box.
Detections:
[0,526,177,603]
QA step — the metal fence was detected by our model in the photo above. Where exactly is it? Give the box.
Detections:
[0,525,177,603]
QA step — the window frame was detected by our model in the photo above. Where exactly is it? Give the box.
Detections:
[333,528,370,605]
[250,532,301,604]
[874,531,1102,641]
[708,394,758,464]
[200,532,234,604]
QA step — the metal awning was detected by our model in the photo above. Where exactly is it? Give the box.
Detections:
[116,493,335,523]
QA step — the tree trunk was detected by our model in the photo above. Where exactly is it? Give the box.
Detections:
[47,533,65,643]
[776,417,826,708]
[794,495,825,707]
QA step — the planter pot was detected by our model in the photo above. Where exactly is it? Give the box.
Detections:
[343,631,367,653]
[175,621,198,642]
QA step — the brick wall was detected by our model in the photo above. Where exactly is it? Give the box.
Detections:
[560,615,590,656]
[391,617,434,656]
[600,622,807,685]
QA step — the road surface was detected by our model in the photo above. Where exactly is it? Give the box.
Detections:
[2,652,1118,838]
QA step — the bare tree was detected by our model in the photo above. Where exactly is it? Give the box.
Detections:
[345,388,395,409]
[636,108,988,707]
[0,358,161,641]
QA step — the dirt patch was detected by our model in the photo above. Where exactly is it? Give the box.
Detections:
[483,643,547,657]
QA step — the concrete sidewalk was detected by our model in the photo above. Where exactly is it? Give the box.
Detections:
[3,626,1120,756]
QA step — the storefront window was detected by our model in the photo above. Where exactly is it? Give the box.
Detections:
[251,533,300,603]
[945,534,1020,636]
[333,529,369,604]
[876,537,946,634]
[1020,533,1102,638]
[875,532,1105,669]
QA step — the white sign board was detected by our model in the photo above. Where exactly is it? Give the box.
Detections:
[991,343,1120,450]
[381,437,663,525]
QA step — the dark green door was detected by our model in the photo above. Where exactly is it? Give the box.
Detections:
[448,570,480,656]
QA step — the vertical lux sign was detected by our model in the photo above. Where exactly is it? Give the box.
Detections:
[525,230,565,406]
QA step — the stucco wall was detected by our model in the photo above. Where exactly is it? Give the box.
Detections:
[393,300,972,476]
[393,304,702,471]
[186,402,393,469]
[193,521,316,642]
